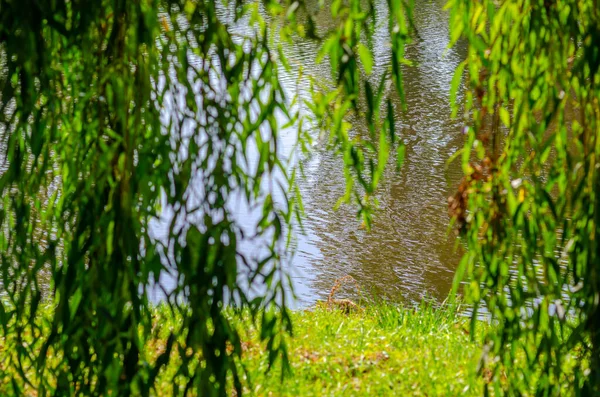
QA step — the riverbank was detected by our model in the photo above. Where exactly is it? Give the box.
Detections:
[233,301,486,396]
[1,301,487,396]
[137,301,488,395]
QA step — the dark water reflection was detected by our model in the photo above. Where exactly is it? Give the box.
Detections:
[286,0,467,305]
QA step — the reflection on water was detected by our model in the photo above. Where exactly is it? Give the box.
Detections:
[0,0,468,307]
[146,0,467,306]
[284,0,467,305]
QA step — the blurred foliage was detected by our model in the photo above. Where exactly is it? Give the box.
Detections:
[305,0,411,227]
[0,0,408,395]
[447,0,600,394]
[2,302,489,396]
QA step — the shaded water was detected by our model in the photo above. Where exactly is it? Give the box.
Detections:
[276,0,468,305]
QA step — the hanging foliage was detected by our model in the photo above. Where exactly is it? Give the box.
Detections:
[0,0,409,395]
[448,0,600,393]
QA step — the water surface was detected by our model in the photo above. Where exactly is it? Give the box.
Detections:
[0,0,468,307]
[276,0,468,305]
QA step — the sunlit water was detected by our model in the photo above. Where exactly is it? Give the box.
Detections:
[0,0,468,308]
[275,0,468,306]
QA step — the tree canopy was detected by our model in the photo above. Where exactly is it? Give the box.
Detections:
[0,0,407,395]
[449,0,600,394]
[1,0,600,395]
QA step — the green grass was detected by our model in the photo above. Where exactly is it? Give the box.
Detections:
[235,301,485,396]
[0,301,488,396]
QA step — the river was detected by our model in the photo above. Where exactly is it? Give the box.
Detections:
[142,0,468,307]
[0,0,468,308]
[270,0,469,306]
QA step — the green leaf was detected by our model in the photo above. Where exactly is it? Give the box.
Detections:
[396,143,406,171]
[499,106,510,127]
[450,60,466,117]
[357,43,374,75]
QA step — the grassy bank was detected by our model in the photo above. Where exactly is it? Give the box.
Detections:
[234,302,486,396]
[1,301,487,396]
[148,301,487,396]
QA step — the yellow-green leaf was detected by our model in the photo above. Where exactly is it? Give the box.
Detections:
[357,43,374,75]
